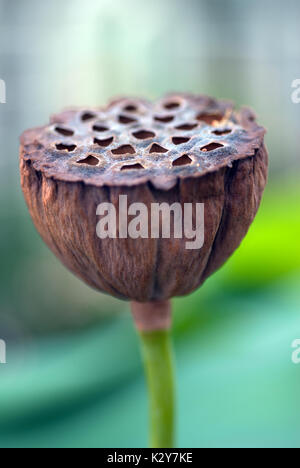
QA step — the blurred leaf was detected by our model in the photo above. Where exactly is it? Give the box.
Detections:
[219,181,300,290]
[0,281,299,448]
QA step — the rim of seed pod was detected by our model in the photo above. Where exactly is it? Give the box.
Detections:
[20,93,266,190]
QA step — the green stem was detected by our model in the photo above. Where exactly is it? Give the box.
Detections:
[138,329,176,448]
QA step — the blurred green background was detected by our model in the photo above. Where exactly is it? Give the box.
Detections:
[0,0,299,448]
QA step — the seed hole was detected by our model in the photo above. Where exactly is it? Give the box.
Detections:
[94,137,114,147]
[55,126,74,137]
[56,143,77,152]
[77,155,99,166]
[112,145,136,155]
[175,123,198,131]
[154,115,174,123]
[149,143,168,154]
[118,115,137,124]
[164,101,180,110]
[212,129,232,136]
[123,104,137,112]
[172,136,191,145]
[196,113,223,125]
[201,142,224,152]
[81,112,96,122]
[132,130,155,140]
[121,163,144,171]
[93,124,109,132]
[172,155,193,167]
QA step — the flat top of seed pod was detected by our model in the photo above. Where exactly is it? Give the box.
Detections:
[20,93,266,190]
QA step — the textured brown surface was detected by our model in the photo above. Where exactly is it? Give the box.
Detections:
[20,93,265,190]
[20,94,268,302]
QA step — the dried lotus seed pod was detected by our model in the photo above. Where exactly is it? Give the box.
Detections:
[20,93,268,303]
